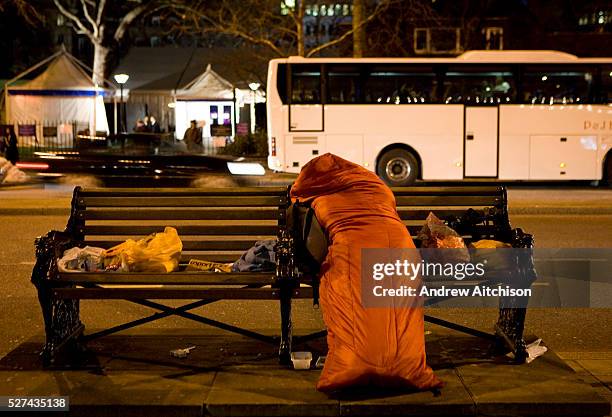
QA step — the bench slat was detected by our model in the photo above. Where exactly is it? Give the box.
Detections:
[80,196,285,207]
[391,186,502,195]
[181,253,243,263]
[397,208,487,220]
[57,272,274,285]
[84,240,261,251]
[82,208,279,221]
[78,187,286,197]
[82,225,278,236]
[407,224,497,237]
[395,196,500,206]
[53,287,314,300]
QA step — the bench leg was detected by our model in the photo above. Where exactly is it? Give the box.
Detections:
[278,286,293,366]
[495,232,537,363]
[32,231,85,367]
[495,307,528,363]
[37,289,85,366]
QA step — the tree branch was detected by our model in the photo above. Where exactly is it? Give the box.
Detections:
[0,0,43,25]
[96,0,106,26]
[53,0,94,40]
[113,3,148,42]
[306,0,390,57]
[79,0,97,37]
[204,25,285,57]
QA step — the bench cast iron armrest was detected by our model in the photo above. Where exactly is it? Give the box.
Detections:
[31,231,85,365]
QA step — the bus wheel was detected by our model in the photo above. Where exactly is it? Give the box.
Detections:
[604,155,612,187]
[377,148,419,186]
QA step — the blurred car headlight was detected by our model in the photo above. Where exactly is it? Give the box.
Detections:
[227,162,265,176]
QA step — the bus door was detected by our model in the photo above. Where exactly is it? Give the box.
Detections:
[288,64,324,132]
[464,106,498,177]
[284,64,324,171]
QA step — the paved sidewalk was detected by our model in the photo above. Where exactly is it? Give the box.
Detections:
[0,327,609,417]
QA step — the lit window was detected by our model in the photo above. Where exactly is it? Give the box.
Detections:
[321,5,327,15]
[313,4,319,16]
[342,4,349,15]
[484,27,503,50]
[280,0,295,15]
[305,5,312,15]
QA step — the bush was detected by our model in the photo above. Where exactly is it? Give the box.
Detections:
[221,130,268,157]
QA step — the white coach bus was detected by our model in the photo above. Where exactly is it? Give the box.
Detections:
[266,51,612,186]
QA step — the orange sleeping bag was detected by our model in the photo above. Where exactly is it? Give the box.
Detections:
[291,153,442,392]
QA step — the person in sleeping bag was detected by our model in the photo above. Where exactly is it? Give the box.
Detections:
[291,153,442,393]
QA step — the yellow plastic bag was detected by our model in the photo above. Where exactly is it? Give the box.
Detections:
[102,227,183,273]
[470,239,512,249]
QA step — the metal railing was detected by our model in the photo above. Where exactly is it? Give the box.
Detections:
[6,120,232,159]
[6,120,88,159]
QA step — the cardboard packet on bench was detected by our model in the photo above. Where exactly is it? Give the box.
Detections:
[186,259,234,273]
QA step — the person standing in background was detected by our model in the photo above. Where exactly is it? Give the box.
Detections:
[5,127,19,164]
[149,116,161,133]
[0,129,7,156]
[134,120,147,132]
[143,116,151,132]
[183,120,202,152]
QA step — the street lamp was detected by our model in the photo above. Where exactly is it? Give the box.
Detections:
[248,82,260,134]
[114,73,129,133]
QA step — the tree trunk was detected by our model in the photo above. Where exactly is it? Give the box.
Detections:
[297,22,305,56]
[296,0,305,56]
[92,43,110,86]
[353,0,366,57]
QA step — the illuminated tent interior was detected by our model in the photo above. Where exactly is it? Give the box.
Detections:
[2,48,112,145]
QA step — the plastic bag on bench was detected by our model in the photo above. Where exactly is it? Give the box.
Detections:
[418,212,470,263]
[58,246,105,272]
[102,227,183,273]
[469,239,515,280]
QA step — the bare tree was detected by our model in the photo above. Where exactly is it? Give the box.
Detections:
[170,0,394,58]
[52,0,168,84]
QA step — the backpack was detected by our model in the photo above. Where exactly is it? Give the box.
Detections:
[288,200,328,273]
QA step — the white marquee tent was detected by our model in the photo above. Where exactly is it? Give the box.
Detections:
[3,49,112,141]
[174,64,264,139]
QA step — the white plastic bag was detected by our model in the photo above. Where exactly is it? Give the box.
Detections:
[525,338,548,363]
[58,246,105,272]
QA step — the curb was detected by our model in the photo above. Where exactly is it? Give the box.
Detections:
[0,208,70,216]
[509,206,612,215]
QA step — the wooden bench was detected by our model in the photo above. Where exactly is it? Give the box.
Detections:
[31,185,535,367]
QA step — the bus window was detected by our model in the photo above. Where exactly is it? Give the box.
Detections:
[599,66,612,104]
[277,64,287,104]
[327,64,361,104]
[522,66,594,104]
[443,65,516,105]
[362,65,437,104]
[291,64,322,104]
